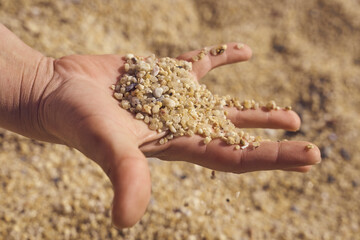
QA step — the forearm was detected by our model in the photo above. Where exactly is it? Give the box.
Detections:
[0,23,54,139]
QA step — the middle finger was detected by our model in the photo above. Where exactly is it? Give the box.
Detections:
[226,107,301,131]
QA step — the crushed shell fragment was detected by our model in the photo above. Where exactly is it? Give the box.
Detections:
[204,137,212,144]
[192,47,210,62]
[135,113,144,120]
[266,100,276,110]
[210,44,227,56]
[306,144,314,150]
[236,43,245,49]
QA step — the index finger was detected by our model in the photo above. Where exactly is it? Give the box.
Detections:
[177,42,252,79]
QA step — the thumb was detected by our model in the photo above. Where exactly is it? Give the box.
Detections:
[71,115,151,228]
[106,139,151,229]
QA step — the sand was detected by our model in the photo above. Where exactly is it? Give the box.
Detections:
[0,0,359,239]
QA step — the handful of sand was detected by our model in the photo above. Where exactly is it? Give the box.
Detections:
[112,48,284,149]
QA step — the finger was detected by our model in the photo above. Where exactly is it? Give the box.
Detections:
[226,107,301,131]
[154,137,321,173]
[75,116,151,229]
[109,139,151,229]
[177,42,252,79]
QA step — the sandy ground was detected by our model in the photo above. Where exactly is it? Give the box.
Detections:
[0,0,359,239]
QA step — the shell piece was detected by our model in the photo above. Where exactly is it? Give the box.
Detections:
[236,43,244,49]
[121,100,130,109]
[204,137,212,144]
[159,137,168,145]
[124,63,130,72]
[153,87,163,98]
[192,47,210,62]
[210,44,227,56]
[125,53,135,59]
[240,141,249,149]
[163,98,176,108]
[266,100,277,110]
[130,97,140,107]
[306,144,314,150]
[192,55,200,62]
[114,92,123,100]
[243,100,252,109]
[152,105,160,114]
[125,83,137,92]
[152,65,160,76]
[135,113,144,120]
[169,125,177,133]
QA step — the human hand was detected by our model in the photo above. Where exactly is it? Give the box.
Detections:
[0,26,320,228]
[39,43,320,228]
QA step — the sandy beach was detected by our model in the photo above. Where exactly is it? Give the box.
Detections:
[0,0,359,239]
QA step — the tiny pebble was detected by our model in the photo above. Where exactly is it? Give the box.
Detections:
[236,43,245,49]
[121,100,130,109]
[130,97,140,107]
[125,83,137,92]
[210,44,227,56]
[240,139,249,149]
[169,125,177,133]
[152,105,160,114]
[125,53,134,59]
[204,137,212,144]
[135,113,144,120]
[305,144,314,150]
[124,63,130,72]
[114,92,123,100]
[163,98,176,108]
[153,87,163,98]
[266,100,276,110]
[243,100,252,109]
[152,65,160,76]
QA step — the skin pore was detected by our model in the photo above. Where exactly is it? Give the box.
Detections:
[0,23,321,228]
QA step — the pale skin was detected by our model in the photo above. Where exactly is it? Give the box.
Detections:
[0,24,321,228]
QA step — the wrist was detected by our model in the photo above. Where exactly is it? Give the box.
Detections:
[0,24,56,141]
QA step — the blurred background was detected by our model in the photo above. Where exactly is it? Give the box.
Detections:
[0,0,359,239]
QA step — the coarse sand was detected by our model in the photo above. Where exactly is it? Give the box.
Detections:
[0,0,359,239]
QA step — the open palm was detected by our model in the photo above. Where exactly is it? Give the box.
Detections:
[39,42,320,228]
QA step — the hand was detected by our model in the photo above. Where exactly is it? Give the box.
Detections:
[0,26,321,228]
[38,42,320,228]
